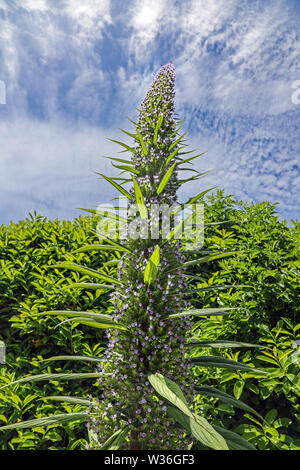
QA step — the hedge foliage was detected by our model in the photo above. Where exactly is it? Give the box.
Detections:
[0,191,299,449]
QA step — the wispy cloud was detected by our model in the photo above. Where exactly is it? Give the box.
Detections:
[0,117,120,224]
[0,0,299,224]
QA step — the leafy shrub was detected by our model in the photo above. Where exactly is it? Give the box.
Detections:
[0,212,115,356]
[0,213,112,449]
[192,317,300,450]
[187,191,299,340]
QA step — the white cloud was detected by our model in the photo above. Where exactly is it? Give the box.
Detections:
[0,0,299,223]
[64,0,111,38]
[0,117,122,223]
[19,0,48,11]
[128,0,168,62]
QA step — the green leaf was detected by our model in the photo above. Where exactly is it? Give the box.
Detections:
[107,138,137,154]
[191,356,267,374]
[0,413,88,431]
[205,220,232,227]
[212,425,256,450]
[165,252,238,273]
[153,112,166,144]
[148,373,228,449]
[181,285,248,296]
[50,262,123,285]
[78,207,127,223]
[168,131,188,152]
[136,129,148,155]
[61,282,114,291]
[194,385,262,418]
[132,177,148,220]
[111,163,139,175]
[42,396,91,406]
[100,426,129,450]
[0,373,102,390]
[233,381,245,400]
[96,173,133,200]
[55,317,125,331]
[181,252,238,269]
[167,405,228,451]
[177,151,206,166]
[165,147,183,166]
[105,155,135,165]
[144,245,160,285]
[191,340,261,348]
[157,162,177,195]
[37,310,115,320]
[95,235,135,255]
[169,308,234,318]
[119,128,139,142]
[264,409,278,426]
[185,188,216,204]
[36,311,127,331]
[45,355,101,363]
[148,373,191,416]
[178,171,211,186]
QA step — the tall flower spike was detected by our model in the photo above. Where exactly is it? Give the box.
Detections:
[88,63,193,450]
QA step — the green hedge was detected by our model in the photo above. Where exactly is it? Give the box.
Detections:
[0,193,299,449]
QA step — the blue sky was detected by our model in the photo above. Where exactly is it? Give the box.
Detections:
[0,0,299,225]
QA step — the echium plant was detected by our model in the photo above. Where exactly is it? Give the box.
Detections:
[89,63,195,450]
[0,63,263,451]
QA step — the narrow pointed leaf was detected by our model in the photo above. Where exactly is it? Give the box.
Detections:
[61,283,114,291]
[169,308,234,318]
[191,356,267,373]
[153,112,166,144]
[91,236,135,255]
[165,146,183,166]
[45,355,102,363]
[0,372,102,390]
[36,311,127,331]
[191,340,261,348]
[0,413,88,431]
[104,156,134,165]
[178,171,211,186]
[157,162,177,195]
[96,173,133,200]
[181,252,238,269]
[119,128,139,142]
[185,188,216,204]
[181,285,246,296]
[42,396,92,406]
[144,245,160,285]
[111,163,139,175]
[107,138,137,154]
[100,426,129,450]
[212,425,256,450]
[194,385,262,419]
[178,151,206,166]
[168,131,188,152]
[132,177,148,220]
[136,129,148,155]
[78,207,127,223]
[50,262,123,285]
[55,317,126,331]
